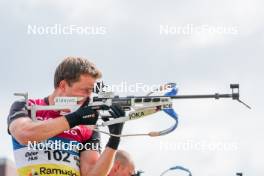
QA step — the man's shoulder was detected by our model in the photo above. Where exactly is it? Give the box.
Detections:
[7,97,48,127]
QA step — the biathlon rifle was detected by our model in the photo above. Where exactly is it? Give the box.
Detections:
[14,83,250,137]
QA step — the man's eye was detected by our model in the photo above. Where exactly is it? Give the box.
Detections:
[81,88,92,94]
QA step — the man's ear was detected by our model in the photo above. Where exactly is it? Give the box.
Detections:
[58,80,67,92]
[114,161,121,172]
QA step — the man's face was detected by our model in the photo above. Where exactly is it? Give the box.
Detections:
[59,74,96,104]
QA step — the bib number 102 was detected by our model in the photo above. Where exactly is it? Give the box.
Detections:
[44,150,70,163]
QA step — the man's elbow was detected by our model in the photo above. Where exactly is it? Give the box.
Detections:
[13,130,35,145]
[10,125,37,145]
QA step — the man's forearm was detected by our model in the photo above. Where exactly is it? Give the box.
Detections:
[9,116,70,144]
[83,148,117,176]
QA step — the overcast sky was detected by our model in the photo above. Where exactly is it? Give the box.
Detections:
[0,0,263,175]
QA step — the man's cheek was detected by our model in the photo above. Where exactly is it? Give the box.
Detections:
[64,87,75,96]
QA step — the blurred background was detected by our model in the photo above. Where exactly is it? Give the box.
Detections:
[0,0,263,175]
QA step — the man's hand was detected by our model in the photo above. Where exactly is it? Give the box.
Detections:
[106,104,125,150]
[64,99,98,128]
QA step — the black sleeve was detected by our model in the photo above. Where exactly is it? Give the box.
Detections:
[7,100,30,134]
[80,130,102,153]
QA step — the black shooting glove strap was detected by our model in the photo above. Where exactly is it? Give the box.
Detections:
[106,104,125,150]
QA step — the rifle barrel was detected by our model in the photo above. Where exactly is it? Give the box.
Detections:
[170,93,234,99]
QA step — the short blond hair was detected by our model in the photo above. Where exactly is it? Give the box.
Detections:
[115,150,134,166]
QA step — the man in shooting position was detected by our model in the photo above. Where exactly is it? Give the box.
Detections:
[7,57,124,176]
